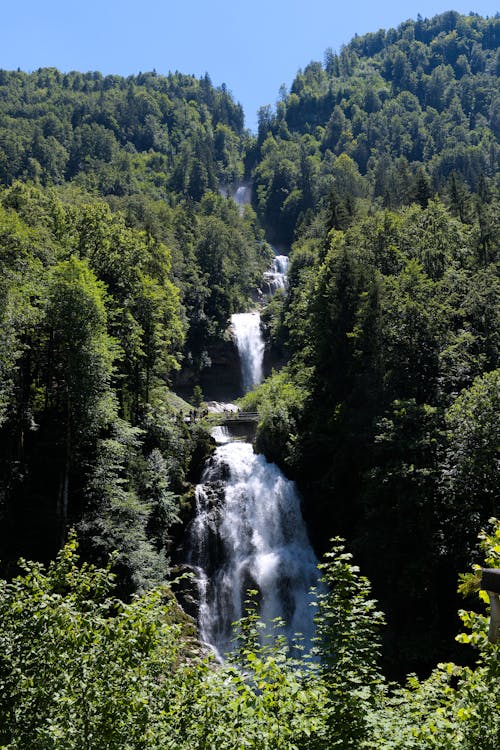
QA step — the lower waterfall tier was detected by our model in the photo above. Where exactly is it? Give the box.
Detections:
[188,441,319,657]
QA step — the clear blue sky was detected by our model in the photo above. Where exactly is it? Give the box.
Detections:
[2,2,498,131]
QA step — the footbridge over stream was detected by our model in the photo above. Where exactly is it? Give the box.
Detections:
[210,411,259,426]
[203,411,260,441]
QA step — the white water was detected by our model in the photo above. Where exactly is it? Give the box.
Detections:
[233,184,251,211]
[205,401,239,414]
[263,253,290,295]
[210,425,232,444]
[230,311,265,393]
[190,443,319,656]
[188,248,318,658]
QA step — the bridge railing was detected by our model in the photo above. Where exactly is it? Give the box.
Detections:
[206,411,259,424]
[183,411,260,426]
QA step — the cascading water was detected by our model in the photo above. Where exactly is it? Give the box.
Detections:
[191,443,319,656]
[188,252,319,658]
[234,184,251,205]
[232,184,251,215]
[263,254,290,295]
[210,425,232,444]
[230,311,265,393]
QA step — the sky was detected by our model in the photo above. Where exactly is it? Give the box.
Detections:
[2,1,499,131]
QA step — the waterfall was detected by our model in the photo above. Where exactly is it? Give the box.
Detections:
[188,250,319,658]
[263,253,290,295]
[232,184,251,216]
[230,311,265,393]
[233,184,251,206]
[190,443,319,657]
[210,425,232,444]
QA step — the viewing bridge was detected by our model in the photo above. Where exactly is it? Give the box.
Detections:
[207,411,259,426]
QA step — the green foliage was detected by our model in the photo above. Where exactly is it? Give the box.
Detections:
[0,67,272,580]
[368,520,500,750]
[0,204,48,426]
[0,69,244,194]
[190,592,330,750]
[47,256,115,436]
[239,369,307,470]
[440,370,500,560]
[3,522,500,749]
[0,534,191,750]
[0,8,498,721]
[252,13,499,247]
[258,192,498,675]
[80,417,169,594]
[0,534,388,750]
[314,541,385,748]
[0,179,223,582]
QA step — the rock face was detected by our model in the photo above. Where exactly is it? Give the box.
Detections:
[198,337,244,402]
[173,337,243,403]
[263,340,287,380]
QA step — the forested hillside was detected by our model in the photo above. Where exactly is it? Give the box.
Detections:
[0,70,270,587]
[252,11,499,246]
[243,10,499,676]
[0,9,499,748]
[0,68,246,194]
[245,194,499,675]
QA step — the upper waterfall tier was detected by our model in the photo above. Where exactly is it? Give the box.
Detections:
[231,184,251,215]
[233,184,251,206]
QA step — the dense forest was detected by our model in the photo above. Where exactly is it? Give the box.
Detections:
[252,10,499,246]
[0,70,271,590]
[0,9,499,748]
[245,8,499,677]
